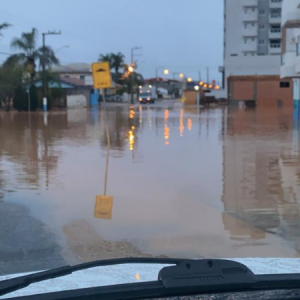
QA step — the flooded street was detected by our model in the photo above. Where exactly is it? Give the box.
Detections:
[1,101,300,274]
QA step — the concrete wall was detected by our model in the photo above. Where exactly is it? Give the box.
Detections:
[66,89,90,108]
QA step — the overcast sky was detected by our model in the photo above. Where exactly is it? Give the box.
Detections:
[1,0,223,82]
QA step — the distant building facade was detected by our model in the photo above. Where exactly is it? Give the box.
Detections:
[52,63,94,86]
[280,0,300,109]
[221,0,294,106]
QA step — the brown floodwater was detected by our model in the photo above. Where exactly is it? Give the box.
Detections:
[1,102,300,266]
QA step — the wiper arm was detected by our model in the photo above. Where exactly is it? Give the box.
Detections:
[4,259,300,300]
[0,257,185,297]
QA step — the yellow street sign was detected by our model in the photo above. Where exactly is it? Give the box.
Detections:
[92,62,112,89]
[94,195,114,220]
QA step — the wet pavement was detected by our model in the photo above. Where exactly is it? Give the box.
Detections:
[1,100,300,275]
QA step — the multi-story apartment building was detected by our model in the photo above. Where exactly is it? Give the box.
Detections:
[280,0,300,109]
[220,0,293,106]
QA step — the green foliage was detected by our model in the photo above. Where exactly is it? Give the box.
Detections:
[121,72,144,93]
[13,86,27,111]
[98,53,113,65]
[0,63,23,110]
[9,28,59,82]
[0,22,11,38]
[99,52,125,84]
[30,85,38,111]
[116,86,127,95]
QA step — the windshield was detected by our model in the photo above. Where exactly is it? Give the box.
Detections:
[1,0,300,296]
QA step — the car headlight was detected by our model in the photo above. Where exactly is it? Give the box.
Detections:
[147,97,151,101]
[139,98,142,101]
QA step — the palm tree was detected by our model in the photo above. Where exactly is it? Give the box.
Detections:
[111,52,125,82]
[9,28,59,82]
[0,22,11,38]
[99,53,113,66]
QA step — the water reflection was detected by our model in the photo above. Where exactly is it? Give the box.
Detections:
[1,105,300,264]
[222,107,300,255]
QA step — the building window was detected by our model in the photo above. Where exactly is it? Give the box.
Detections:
[259,39,265,44]
[259,24,265,30]
[252,38,255,41]
[280,82,290,88]
[80,75,85,80]
[244,39,247,44]
[252,23,255,27]
[259,9,265,15]
[297,43,300,56]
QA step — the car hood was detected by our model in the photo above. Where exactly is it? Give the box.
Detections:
[1,258,300,299]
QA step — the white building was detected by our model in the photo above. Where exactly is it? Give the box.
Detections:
[221,0,283,94]
[52,63,94,86]
[280,0,300,105]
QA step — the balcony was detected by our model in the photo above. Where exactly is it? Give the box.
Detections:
[243,0,258,7]
[269,0,282,9]
[269,14,282,24]
[242,42,258,52]
[269,44,281,54]
[269,29,281,39]
[243,26,258,37]
[243,11,258,22]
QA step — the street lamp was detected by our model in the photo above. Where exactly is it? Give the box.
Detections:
[42,30,61,111]
[187,77,193,82]
[194,85,199,91]
[128,65,134,73]
[55,45,69,53]
[130,46,142,104]
[155,67,169,96]
[179,73,184,78]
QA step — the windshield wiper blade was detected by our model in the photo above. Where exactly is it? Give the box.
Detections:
[4,259,300,300]
[0,257,185,297]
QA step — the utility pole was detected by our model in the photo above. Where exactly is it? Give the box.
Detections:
[42,30,61,111]
[198,71,202,82]
[206,67,210,84]
[130,46,142,104]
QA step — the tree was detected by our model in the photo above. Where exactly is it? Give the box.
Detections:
[0,63,23,111]
[98,53,113,66]
[29,85,39,111]
[111,52,125,83]
[9,28,59,83]
[13,86,27,111]
[121,64,144,93]
[0,22,11,38]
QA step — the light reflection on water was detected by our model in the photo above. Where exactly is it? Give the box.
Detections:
[1,105,300,260]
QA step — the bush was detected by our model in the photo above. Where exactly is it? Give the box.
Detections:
[13,86,27,111]
[30,85,38,111]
